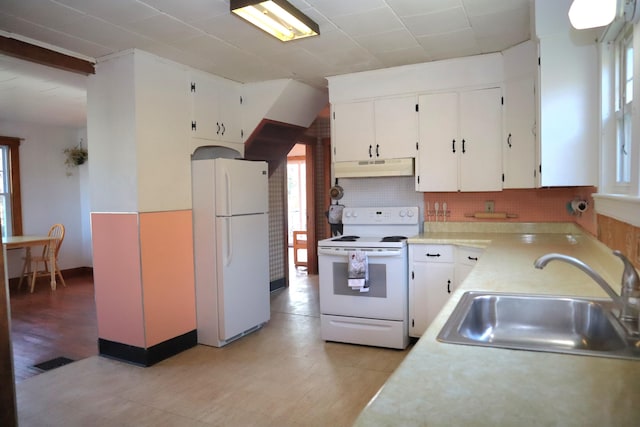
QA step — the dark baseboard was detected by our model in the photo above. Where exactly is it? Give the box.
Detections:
[270,278,286,292]
[8,266,93,288]
[98,330,197,367]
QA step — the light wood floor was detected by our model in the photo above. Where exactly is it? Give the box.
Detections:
[12,266,413,426]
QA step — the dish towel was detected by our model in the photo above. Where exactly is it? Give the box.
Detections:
[347,250,369,293]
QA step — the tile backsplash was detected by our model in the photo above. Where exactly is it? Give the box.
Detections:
[422,187,597,236]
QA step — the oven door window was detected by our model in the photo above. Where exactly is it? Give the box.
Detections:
[332,263,386,298]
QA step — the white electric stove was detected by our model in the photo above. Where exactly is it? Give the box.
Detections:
[317,207,420,349]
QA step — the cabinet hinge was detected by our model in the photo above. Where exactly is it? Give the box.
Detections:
[333,146,336,155]
[534,169,537,178]
[538,57,541,66]
[502,173,505,182]
[415,104,419,112]
[411,271,414,280]
[333,111,335,120]
[191,121,196,131]
[539,164,542,174]
[416,142,419,151]
[240,96,243,105]
[501,96,504,105]
[417,175,420,184]
[241,129,244,138]
[411,319,414,328]
[190,82,196,93]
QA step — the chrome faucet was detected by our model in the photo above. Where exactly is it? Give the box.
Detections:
[534,251,640,332]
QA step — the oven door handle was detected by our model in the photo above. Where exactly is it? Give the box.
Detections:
[318,248,404,257]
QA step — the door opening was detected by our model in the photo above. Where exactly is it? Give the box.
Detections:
[287,144,307,275]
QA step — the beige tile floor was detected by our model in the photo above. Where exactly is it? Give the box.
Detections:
[16,267,412,426]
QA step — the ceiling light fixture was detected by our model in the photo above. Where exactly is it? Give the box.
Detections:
[568,0,617,29]
[230,0,319,42]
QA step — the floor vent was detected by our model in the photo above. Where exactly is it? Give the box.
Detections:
[33,357,74,371]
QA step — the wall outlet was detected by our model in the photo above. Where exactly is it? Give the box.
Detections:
[485,201,495,213]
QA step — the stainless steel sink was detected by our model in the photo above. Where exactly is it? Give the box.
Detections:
[437,291,640,360]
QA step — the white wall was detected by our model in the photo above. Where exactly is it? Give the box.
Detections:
[0,120,91,278]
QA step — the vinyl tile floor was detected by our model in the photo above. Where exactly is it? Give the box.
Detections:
[15,267,413,426]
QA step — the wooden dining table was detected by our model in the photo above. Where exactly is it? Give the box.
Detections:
[3,235,57,290]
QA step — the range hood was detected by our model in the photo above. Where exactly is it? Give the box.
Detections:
[334,158,414,178]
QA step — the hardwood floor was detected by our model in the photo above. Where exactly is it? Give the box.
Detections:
[9,273,98,382]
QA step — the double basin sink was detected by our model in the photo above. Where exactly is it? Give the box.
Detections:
[437,291,640,360]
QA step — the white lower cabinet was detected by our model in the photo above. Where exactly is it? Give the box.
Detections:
[409,245,455,337]
[409,244,484,337]
[455,246,483,286]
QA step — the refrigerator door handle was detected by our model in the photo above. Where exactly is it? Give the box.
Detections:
[225,170,232,214]
[223,217,233,266]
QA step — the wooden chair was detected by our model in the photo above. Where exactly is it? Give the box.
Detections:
[293,231,307,269]
[18,224,67,293]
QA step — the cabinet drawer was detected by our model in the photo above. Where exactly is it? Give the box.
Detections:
[412,245,454,263]
[457,246,483,266]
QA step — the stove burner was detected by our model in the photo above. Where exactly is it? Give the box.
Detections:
[332,235,360,242]
[381,236,407,242]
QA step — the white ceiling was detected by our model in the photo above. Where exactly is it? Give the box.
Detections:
[0,0,532,128]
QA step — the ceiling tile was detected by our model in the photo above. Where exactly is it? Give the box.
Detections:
[462,0,531,17]
[354,29,420,54]
[55,0,160,26]
[417,28,478,57]
[376,46,432,67]
[123,14,202,43]
[139,0,229,23]
[469,7,530,40]
[402,6,470,37]
[386,0,464,17]
[331,7,404,37]
[310,0,388,18]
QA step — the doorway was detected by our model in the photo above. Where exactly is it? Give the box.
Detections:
[287,144,308,275]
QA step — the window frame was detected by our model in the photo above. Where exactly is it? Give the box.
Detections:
[615,26,633,187]
[0,136,23,237]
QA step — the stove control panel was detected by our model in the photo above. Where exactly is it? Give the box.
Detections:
[342,207,419,225]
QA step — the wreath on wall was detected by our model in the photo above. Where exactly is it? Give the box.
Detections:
[64,139,88,176]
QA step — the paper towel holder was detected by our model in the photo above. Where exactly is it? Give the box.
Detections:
[567,198,588,216]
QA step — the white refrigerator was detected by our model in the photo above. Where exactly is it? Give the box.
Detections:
[192,157,270,347]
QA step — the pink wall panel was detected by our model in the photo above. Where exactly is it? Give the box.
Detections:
[423,187,597,235]
[139,210,196,347]
[91,213,145,347]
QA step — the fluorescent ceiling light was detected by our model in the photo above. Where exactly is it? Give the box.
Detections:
[230,0,319,42]
[568,0,617,29]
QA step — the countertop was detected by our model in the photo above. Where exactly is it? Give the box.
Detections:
[354,222,640,426]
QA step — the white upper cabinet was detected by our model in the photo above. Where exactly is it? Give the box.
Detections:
[535,0,599,187]
[190,70,243,145]
[332,95,417,162]
[374,96,418,159]
[417,87,503,192]
[502,41,537,189]
[332,101,375,162]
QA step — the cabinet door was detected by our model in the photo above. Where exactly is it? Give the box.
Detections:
[191,71,220,140]
[455,246,483,286]
[191,72,242,144]
[410,261,430,337]
[374,96,417,159]
[216,81,242,143]
[417,262,455,336]
[459,87,503,192]
[416,92,458,191]
[504,78,536,188]
[332,101,375,162]
[538,35,598,187]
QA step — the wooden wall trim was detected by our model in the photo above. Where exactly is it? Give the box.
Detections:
[0,35,95,75]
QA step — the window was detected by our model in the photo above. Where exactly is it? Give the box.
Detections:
[615,27,633,185]
[0,136,23,238]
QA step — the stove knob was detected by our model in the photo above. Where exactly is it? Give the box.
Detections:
[407,209,414,217]
[399,210,406,217]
